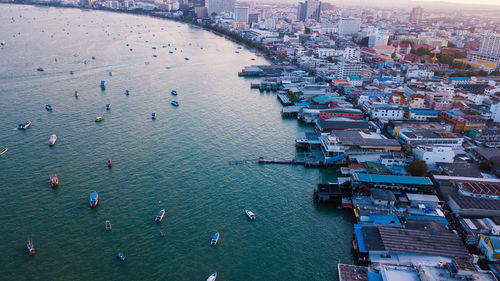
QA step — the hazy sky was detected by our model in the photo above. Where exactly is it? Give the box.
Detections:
[414,0,500,6]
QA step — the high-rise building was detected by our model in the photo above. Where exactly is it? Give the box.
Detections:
[234,6,249,23]
[409,6,423,24]
[479,33,500,57]
[338,18,360,36]
[468,33,500,69]
[207,0,233,15]
[296,0,321,22]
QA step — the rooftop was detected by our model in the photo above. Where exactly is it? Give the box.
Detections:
[459,182,500,196]
[378,226,469,258]
[354,174,433,186]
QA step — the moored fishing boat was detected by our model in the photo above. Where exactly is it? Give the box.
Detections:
[45,104,53,111]
[26,238,35,256]
[207,272,217,281]
[0,147,8,156]
[50,175,59,187]
[95,116,104,122]
[74,90,79,97]
[171,100,179,107]
[17,121,31,130]
[117,252,125,261]
[89,191,99,207]
[245,209,256,220]
[48,134,57,146]
[107,158,112,167]
[106,104,111,110]
[100,80,105,90]
[171,90,177,96]
[105,220,112,231]
[124,89,129,96]
[211,232,219,246]
[155,209,165,222]
[152,112,156,119]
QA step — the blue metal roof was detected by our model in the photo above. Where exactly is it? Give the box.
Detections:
[354,224,367,253]
[368,272,383,281]
[356,174,433,185]
[448,77,471,80]
[409,109,439,115]
[368,214,400,225]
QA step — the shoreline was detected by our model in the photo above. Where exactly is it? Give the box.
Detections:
[3,2,274,63]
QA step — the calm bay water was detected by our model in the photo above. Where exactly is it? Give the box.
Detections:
[0,5,353,280]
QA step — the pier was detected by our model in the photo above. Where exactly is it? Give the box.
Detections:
[258,157,321,167]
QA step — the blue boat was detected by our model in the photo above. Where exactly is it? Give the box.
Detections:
[210,232,219,246]
[184,57,189,61]
[125,89,129,96]
[171,101,179,107]
[152,113,156,119]
[100,80,106,90]
[171,90,177,96]
[105,220,112,231]
[117,252,125,261]
[45,104,53,111]
[17,121,31,130]
[89,191,99,207]
[207,272,217,281]
[155,209,165,223]
[153,54,157,58]
[106,104,111,110]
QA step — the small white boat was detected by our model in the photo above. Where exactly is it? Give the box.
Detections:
[48,134,57,146]
[207,272,217,281]
[245,210,256,220]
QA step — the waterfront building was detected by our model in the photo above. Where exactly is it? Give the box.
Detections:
[296,0,321,22]
[409,6,423,25]
[338,18,360,36]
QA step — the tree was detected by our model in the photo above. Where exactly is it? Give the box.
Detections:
[480,160,491,170]
[447,42,456,48]
[326,56,333,63]
[406,160,428,177]
[359,37,369,47]
[391,52,396,59]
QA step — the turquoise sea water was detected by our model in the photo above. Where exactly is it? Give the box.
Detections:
[0,5,353,280]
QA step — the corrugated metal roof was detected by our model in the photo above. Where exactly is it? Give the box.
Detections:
[378,226,469,258]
